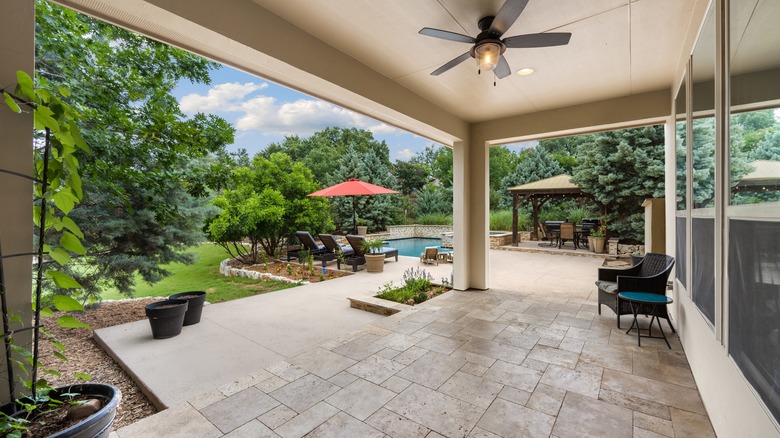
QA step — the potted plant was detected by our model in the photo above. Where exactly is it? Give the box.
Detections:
[356,219,368,236]
[362,239,385,273]
[145,299,189,338]
[589,225,606,254]
[168,291,207,326]
[0,71,120,437]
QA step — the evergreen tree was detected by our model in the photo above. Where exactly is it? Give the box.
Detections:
[499,148,564,209]
[35,0,235,298]
[572,126,665,241]
[328,147,400,232]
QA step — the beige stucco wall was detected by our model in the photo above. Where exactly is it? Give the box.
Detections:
[0,0,34,403]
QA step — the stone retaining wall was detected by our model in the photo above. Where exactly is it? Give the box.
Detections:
[607,239,645,256]
[219,259,308,285]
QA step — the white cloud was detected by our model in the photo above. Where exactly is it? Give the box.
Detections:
[396,148,415,160]
[369,123,401,135]
[180,82,403,138]
[179,82,267,114]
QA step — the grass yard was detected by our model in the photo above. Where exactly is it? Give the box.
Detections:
[100,243,297,303]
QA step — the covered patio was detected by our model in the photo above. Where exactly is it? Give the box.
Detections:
[2,1,779,437]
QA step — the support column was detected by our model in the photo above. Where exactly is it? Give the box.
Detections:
[0,0,34,403]
[511,193,518,245]
[452,136,490,291]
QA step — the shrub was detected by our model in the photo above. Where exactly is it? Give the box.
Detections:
[490,209,529,231]
[377,268,434,304]
[416,213,453,225]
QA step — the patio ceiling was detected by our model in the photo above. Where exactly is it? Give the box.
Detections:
[53,0,704,145]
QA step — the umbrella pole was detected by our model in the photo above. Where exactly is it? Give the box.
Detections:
[352,196,357,235]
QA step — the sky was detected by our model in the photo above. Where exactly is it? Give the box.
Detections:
[172,66,440,161]
[172,65,536,162]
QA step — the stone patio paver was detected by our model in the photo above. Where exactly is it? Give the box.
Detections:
[114,251,716,438]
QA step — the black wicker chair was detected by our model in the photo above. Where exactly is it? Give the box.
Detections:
[596,253,675,330]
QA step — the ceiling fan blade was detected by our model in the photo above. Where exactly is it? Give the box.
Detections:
[489,0,530,36]
[504,33,572,48]
[431,52,472,76]
[419,27,476,44]
[495,55,511,79]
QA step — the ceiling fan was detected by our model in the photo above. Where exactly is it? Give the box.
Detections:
[419,0,571,79]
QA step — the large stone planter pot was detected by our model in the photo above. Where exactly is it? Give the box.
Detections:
[590,236,606,254]
[365,253,385,273]
[2,383,121,438]
[357,226,368,235]
[169,291,207,326]
[145,299,188,339]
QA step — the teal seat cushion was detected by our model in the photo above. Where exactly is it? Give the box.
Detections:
[596,280,618,294]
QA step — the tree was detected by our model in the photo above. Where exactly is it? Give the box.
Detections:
[35,0,236,299]
[489,146,520,209]
[262,127,391,184]
[392,160,430,195]
[328,147,400,232]
[572,126,665,241]
[499,148,564,209]
[415,183,453,217]
[207,153,332,262]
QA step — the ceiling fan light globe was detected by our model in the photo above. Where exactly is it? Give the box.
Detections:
[475,42,500,71]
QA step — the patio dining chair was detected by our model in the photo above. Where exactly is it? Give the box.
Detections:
[540,222,559,247]
[558,222,577,249]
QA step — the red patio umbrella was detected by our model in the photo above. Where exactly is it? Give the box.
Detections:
[308,178,399,234]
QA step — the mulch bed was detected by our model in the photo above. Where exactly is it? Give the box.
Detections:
[39,298,162,430]
[228,259,351,282]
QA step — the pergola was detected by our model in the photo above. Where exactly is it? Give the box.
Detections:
[507,174,605,244]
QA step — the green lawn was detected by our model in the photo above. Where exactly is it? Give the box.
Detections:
[100,244,297,303]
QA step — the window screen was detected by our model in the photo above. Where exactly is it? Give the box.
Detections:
[728,219,780,424]
[691,217,715,324]
[676,217,687,288]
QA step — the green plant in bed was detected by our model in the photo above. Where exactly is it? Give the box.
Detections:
[376,268,445,305]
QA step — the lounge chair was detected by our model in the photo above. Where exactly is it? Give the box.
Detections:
[596,253,676,330]
[420,246,439,265]
[343,234,399,272]
[318,234,355,269]
[288,231,328,262]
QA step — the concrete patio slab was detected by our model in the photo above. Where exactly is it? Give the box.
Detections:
[97,255,453,407]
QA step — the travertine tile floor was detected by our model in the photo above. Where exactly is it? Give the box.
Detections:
[113,286,716,437]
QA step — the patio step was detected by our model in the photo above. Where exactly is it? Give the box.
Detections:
[347,295,412,316]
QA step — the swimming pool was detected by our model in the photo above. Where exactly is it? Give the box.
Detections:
[385,237,444,257]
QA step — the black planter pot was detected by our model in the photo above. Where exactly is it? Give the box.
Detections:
[169,291,207,326]
[1,383,121,438]
[631,254,645,266]
[145,299,188,339]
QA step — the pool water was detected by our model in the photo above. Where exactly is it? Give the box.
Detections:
[385,237,445,257]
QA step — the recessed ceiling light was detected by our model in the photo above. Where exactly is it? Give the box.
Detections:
[517,68,535,76]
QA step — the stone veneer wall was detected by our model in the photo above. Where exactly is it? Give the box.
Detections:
[608,238,646,256]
